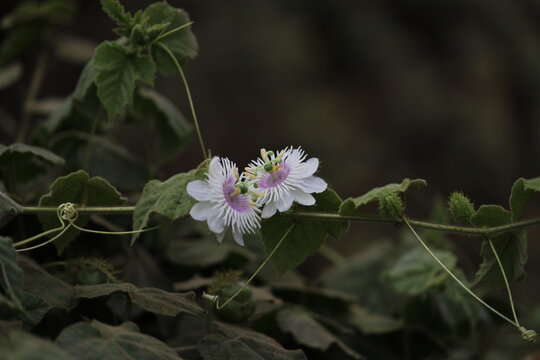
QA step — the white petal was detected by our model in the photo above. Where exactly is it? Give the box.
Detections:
[190,201,213,220]
[216,230,226,244]
[293,189,316,206]
[297,158,319,178]
[297,176,327,194]
[207,213,226,234]
[187,180,210,201]
[232,231,245,246]
[261,201,277,218]
[276,192,294,212]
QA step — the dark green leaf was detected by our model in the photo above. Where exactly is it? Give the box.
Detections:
[0,62,22,90]
[75,282,203,317]
[166,238,255,268]
[100,0,131,29]
[0,236,23,317]
[471,205,527,289]
[198,322,307,360]
[0,143,65,183]
[385,247,457,295]
[339,178,426,214]
[509,177,540,221]
[38,170,125,254]
[144,3,198,75]
[94,42,156,119]
[131,159,209,245]
[348,304,402,334]
[19,256,76,311]
[0,329,74,360]
[56,320,182,360]
[261,189,347,275]
[20,292,50,328]
[0,192,22,228]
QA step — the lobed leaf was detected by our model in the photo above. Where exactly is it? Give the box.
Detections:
[56,320,182,360]
[94,42,156,119]
[261,189,348,275]
[509,177,540,221]
[100,0,131,29]
[38,170,125,254]
[0,143,65,183]
[0,329,74,360]
[339,178,426,215]
[166,238,255,268]
[131,159,209,245]
[198,322,307,360]
[75,282,203,317]
[471,205,527,289]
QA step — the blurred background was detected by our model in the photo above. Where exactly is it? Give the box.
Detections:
[2,0,540,344]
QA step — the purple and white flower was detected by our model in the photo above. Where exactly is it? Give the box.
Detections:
[246,147,327,218]
[187,157,261,246]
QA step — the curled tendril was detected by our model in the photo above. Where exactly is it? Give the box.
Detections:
[58,202,78,222]
[520,327,537,343]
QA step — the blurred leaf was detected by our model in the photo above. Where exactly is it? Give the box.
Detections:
[132,87,193,165]
[349,304,402,334]
[56,320,182,360]
[0,143,65,183]
[0,192,22,228]
[94,42,156,119]
[0,62,22,90]
[144,3,198,75]
[19,256,76,311]
[199,322,307,360]
[19,292,50,328]
[261,189,347,275]
[509,177,540,221]
[75,283,203,317]
[385,247,457,295]
[166,238,255,268]
[471,205,527,289]
[38,170,125,254]
[0,329,74,360]
[131,159,209,245]
[275,308,363,359]
[54,34,97,64]
[340,178,426,214]
[0,236,24,317]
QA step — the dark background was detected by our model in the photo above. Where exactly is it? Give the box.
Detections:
[2,0,540,311]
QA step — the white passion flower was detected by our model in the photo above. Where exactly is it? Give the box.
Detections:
[187,157,261,246]
[246,147,327,218]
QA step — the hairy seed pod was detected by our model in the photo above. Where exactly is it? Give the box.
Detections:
[448,191,475,225]
[378,191,404,220]
[215,282,256,323]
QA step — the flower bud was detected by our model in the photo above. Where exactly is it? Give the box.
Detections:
[264,163,274,172]
[236,182,248,194]
[378,191,404,220]
[448,191,474,225]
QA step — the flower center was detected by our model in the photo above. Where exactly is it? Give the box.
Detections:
[257,163,290,189]
[222,177,251,213]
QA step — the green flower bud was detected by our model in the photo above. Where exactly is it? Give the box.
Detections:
[237,182,248,194]
[264,163,274,172]
[378,191,404,220]
[253,183,259,188]
[215,282,256,323]
[448,191,474,225]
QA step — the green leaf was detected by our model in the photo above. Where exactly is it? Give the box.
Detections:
[275,308,363,359]
[509,177,540,221]
[100,0,131,29]
[471,205,527,289]
[0,192,22,228]
[385,247,457,295]
[94,42,156,119]
[0,329,74,360]
[0,62,23,90]
[56,320,182,360]
[38,170,125,254]
[166,238,255,268]
[348,304,403,335]
[19,292,50,328]
[131,159,209,245]
[132,87,193,165]
[0,236,24,317]
[144,3,198,75]
[198,322,307,360]
[339,178,426,214]
[75,283,203,317]
[261,189,347,275]
[0,143,65,183]
[19,256,76,311]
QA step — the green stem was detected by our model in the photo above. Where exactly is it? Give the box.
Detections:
[13,225,64,248]
[212,223,295,309]
[319,244,346,265]
[152,21,194,43]
[488,239,520,327]
[401,215,519,328]
[156,42,208,159]
[16,223,72,252]
[19,206,540,236]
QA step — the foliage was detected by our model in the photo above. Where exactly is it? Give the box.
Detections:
[1,0,540,359]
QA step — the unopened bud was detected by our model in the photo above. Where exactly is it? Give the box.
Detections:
[448,191,474,225]
[378,192,404,220]
[264,163,273,172]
